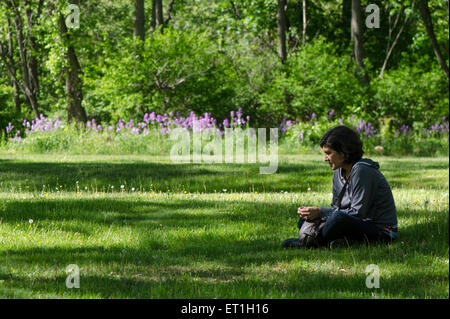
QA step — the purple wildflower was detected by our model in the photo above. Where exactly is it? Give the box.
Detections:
[6,123,14,134]
[328,109,334,118]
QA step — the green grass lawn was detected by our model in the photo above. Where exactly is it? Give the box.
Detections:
[0,153,448,298]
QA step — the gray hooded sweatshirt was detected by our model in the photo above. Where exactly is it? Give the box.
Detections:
[319,158,398,230]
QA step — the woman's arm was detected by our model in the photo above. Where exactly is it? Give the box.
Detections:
[333,165,375,219]
[319,170,340,219]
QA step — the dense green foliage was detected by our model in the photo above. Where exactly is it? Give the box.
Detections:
[0,0,448,131]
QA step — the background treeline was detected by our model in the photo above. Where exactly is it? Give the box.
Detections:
[0,0,448,131]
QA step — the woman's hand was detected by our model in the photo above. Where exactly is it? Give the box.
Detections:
[298,206,321,221]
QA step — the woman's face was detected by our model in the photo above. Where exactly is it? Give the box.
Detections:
[322,145,345,170]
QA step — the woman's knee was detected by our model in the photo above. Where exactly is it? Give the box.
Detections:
[321,211,353,237]
[328,210,350,224]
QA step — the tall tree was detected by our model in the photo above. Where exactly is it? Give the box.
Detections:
[24,0,41,110]
[380,1,415,79]
[150,0,156,34]
[277,0,287,63]
[417,0,449,80]
[342,0,352,48]
[351,0,369,84]
[0,0,42,117]
[6,16,21,113]
[229,0,242,19]
[302,0,307,45]
[150,0,175,35]
[164,0,175,27]
[58,1,87,123]
[133,0,145,116]
[134,0,145,41]
[155,0,163,29]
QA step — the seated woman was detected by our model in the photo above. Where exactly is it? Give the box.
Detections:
[282,125,398,249]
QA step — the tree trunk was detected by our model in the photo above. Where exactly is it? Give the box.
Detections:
[12,2,40,117]
[418,0,449,80]
[6,17,21,113]
[155,0,164,28]
[12,81,21,113]
[351,0,369,84]
[164,0,175,27]
[229,0,241,19]
[58,10,87,124]
[150,0,156,34]
[0,45,37,117]
[25,4,40,110]
[379,1,414,79]
[277,0,287,63]
[133,0,145,117]
[302,0,307,45]
[66,46,87,123]
[134,0,145,41]
[2,0,44,116]
[150,0,164,34]
[342,0,351,47]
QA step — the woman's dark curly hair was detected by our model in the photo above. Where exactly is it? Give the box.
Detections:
[319,125,364,164]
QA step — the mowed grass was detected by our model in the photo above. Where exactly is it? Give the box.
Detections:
[0,153,448,298]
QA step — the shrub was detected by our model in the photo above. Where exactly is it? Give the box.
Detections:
[84,27,235,124]
[2,111,448,157]
[280,112,448,156]
[258,38,367,125]
[373,61,449,126]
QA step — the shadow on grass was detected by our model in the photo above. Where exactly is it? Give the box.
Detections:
[1,194,448,298]
[1,253,447,298]
[2,196,447,257]
[1,156,447,193]
[1,197,297,228]
[0,159,335,193]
